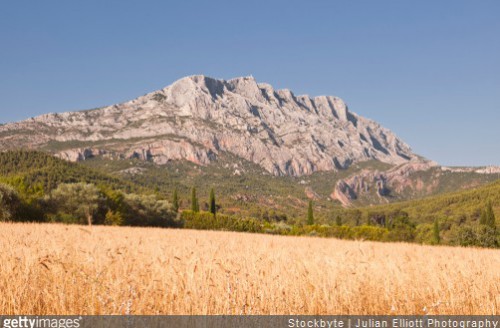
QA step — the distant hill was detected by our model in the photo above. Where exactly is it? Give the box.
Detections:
[345,179,500,225]
[81,154,499,224]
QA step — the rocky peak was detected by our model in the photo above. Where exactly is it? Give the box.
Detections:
[0,75,420,176]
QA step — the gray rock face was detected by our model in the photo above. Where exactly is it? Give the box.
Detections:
[0,75,418,176]
[330,161,437,206]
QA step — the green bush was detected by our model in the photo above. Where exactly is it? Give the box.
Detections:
[104,210,123,226]
[414,223,435,244]
[449,224,498,248]
[0,183,21,221]
[263,221,293,235]
[351,225,390,241]
[48,213,81,224]
[300,225,352,239]
[181,210,263,233]
[387,215,416,241]
[122,193,178,227]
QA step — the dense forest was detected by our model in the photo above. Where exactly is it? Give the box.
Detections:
[0,151,498,248]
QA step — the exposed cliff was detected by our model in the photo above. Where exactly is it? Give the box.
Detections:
[0,75,418,176]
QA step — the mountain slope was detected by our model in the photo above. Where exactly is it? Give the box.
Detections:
[331,161,500,206]
[345,178,500,224]
[0,150,142,194]
[0,151,498,228]
[0,75,419,176]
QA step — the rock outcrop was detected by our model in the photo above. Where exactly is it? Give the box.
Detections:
[0,75,418,176]
[441,166,500,174]
[330,161,438,206]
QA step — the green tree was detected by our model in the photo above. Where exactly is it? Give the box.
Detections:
[104,210,123,226]
[433,219,440,244]
[191,187,199,213]
[387,215,416,242]
[450,224,497,248]
[47,183,103,226]
[307,200,314,225]
[0,183,21,222]
[336,215,342,226]
[480,201,496,230]
[209,188,216,217]
[122,193,176,227]
[172,188,179,213]
[352,209,362,226]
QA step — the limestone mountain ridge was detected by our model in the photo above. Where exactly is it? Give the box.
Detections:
[0,75,420,177]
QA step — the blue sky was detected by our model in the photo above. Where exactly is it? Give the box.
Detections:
[0,0,498,166]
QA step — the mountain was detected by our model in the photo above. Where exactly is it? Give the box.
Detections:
[0,75,419,176]
[1,75,498,209]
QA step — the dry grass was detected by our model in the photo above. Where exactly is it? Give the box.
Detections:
[0,222,499,315]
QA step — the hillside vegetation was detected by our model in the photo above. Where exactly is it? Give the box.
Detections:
[82,155,499,220]
[81,154,388,219]
[0,151,176,227]
[1,222,498,315]
[0,151,498,248]
[350,180,500,223]
[0,150,139,195]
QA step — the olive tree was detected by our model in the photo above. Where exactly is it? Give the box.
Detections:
[122,193,177,227]
[0,183,21,221]
[47,183,103,226]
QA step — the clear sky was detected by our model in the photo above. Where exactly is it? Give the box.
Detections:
[1,0,498,166]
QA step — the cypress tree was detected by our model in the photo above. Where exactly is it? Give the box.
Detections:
[191,187,199,213]
[433,218,440,244]
[307,200,314,225]
[209,188,216,217]
[172,188,179,213]
[480,208,487,225]
[336,215,342,226]
[481,201,496,230]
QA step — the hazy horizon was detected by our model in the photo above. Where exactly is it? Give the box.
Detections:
[1,0,498,166]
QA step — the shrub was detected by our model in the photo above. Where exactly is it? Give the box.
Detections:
[414,223,435,245]
[181,210,263,233]
[0,183,21,221]
[122,193,177,227]
[264,221,293,235]
[352,225,390,241]
[104,210,123,226]
[387,215,416,242]
[449,224,498,248]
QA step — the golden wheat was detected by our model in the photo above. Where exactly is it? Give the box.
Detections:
[0,222,498,315]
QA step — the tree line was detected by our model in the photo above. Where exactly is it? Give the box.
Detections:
[0,151,497,248]
[2,180,497,248]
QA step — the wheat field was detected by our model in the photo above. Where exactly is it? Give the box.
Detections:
[0,222,499,315]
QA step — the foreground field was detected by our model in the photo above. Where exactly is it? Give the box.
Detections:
[0,223,499,314]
